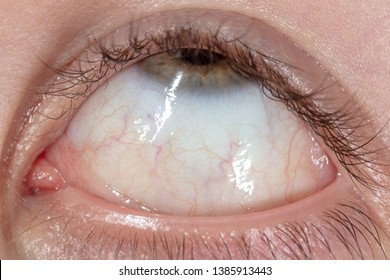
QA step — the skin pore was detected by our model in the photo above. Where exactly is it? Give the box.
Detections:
[1,0,390,259]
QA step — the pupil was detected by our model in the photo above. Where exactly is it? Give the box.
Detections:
[181,48,224,66]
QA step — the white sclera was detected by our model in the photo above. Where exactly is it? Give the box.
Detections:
[65,55,334,216]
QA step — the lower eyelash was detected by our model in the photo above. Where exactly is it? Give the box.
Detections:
[13,202,387,259]
[320,203,387,259]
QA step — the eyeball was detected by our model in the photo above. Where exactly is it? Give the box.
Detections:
[28,48,336,216]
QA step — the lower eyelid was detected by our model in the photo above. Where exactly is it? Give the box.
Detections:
[14,173,387,260]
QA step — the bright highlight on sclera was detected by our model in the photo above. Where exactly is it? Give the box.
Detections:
[43,52,336,216]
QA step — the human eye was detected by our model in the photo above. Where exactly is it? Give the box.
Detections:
[3,9,389,259]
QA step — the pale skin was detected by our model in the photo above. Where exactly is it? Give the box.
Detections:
[1,0,390,259]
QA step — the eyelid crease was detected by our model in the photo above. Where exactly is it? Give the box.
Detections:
[39,11,390,199]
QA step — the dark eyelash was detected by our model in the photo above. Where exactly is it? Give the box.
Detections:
[259,204,387,260]
[42,25,389,195]
[15,201,387,259]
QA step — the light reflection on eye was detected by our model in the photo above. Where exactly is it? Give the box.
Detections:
[36,48,335,216]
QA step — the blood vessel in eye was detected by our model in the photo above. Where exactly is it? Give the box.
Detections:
[26,48,336,217]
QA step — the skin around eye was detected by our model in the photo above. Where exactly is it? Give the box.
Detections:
[31,50,336,216]
[4,8,390,260]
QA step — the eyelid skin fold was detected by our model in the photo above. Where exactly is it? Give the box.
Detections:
[3,9,390,259]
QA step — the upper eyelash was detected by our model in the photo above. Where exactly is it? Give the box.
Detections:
[42,24,389,195]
